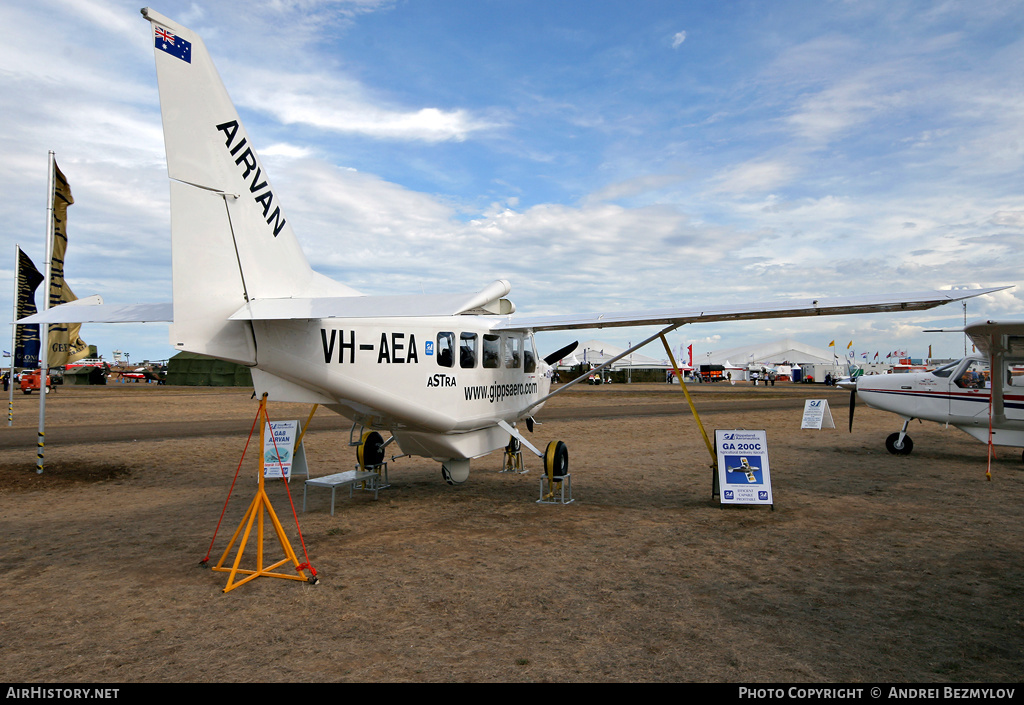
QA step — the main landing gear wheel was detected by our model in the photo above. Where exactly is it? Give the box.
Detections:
[885,432,914,456]
[544,440,569,479]
[356,431,386,468]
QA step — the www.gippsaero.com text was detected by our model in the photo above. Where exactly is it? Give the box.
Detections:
[738,687,1016,699]
[464,381,539,403]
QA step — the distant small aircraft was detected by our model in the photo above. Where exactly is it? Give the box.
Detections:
[848,320,1024,461]
[115,367,163,383]
[21,8,1004,484]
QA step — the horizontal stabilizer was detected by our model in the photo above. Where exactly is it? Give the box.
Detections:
[497,287,1010,333]
[18,302,173,324]
[229,280,514,321]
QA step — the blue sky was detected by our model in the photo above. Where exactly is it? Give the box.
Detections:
[2,0,1023,365]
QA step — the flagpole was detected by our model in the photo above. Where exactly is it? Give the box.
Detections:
[8,244,19,426]
[37,152,55,474]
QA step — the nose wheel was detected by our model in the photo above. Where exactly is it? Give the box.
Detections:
[885,431,913,455]
[885,419,914,456]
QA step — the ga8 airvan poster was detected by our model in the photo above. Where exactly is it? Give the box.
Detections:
[714,429,773,506]
[263,420,309,480]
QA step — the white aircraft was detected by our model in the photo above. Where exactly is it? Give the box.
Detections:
[20,9,1005,484]
[848,320,1024,461]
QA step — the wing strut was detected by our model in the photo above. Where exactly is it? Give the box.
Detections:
[519,326,718,471]
[523,324,683,414]
[497,420,544,459]
[660,334,717,469]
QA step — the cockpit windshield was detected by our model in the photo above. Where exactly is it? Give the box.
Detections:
[930,360,960,378]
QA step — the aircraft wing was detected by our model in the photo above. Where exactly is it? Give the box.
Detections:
[495,287,1008,333]
[15,286,1006,330]
[962,320,1024,358]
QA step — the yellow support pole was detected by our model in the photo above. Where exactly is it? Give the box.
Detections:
[660,334,717,469]
[212,395,311,593]
[294,404,319,449]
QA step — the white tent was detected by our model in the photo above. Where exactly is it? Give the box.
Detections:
[558,340,675,370]
[705,338,838,367]
[703,339,842,381]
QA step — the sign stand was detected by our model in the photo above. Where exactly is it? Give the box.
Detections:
[713,429,774,510]
[801,400,835,429]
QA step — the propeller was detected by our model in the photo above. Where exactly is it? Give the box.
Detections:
[848,387,856,432]
[544,341,579,366]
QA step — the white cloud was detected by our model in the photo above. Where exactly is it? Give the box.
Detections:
[990,211,1024,227]
[585,174,687,205]
[261,142,315,159]
[784,70,908,144]
[232,68,499,142]
[672,31,687,49]
[708,160,798,194]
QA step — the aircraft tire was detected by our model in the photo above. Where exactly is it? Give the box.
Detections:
[357,431,386,467]
[544,440,569,478]
[885,432,913,455]
[507,436,521,454]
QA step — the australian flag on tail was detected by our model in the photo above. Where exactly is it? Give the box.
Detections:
[154,25,191,63]
[14,248,43,369]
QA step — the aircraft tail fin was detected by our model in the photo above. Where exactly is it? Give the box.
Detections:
[141,8,358,364]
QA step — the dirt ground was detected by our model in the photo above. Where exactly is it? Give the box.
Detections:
[1,382,1022,683]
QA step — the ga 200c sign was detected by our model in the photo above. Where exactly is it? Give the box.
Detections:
[714,429,773,507]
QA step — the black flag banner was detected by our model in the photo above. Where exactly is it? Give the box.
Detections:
[14,247,43,368]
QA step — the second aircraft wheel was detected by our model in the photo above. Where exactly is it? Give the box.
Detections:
[885,432,913,456]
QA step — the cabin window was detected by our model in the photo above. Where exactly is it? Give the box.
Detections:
[524,335,537,373]
[505,335,522,369]
[482,334,501,369]
[460,333,477,368]
[954,360,989,389]
[436,332,454,368]
[931,361,958,378]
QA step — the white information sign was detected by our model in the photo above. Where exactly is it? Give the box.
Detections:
[801,399,835,429]
[263,420,308,481]
[714,429,773,506]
